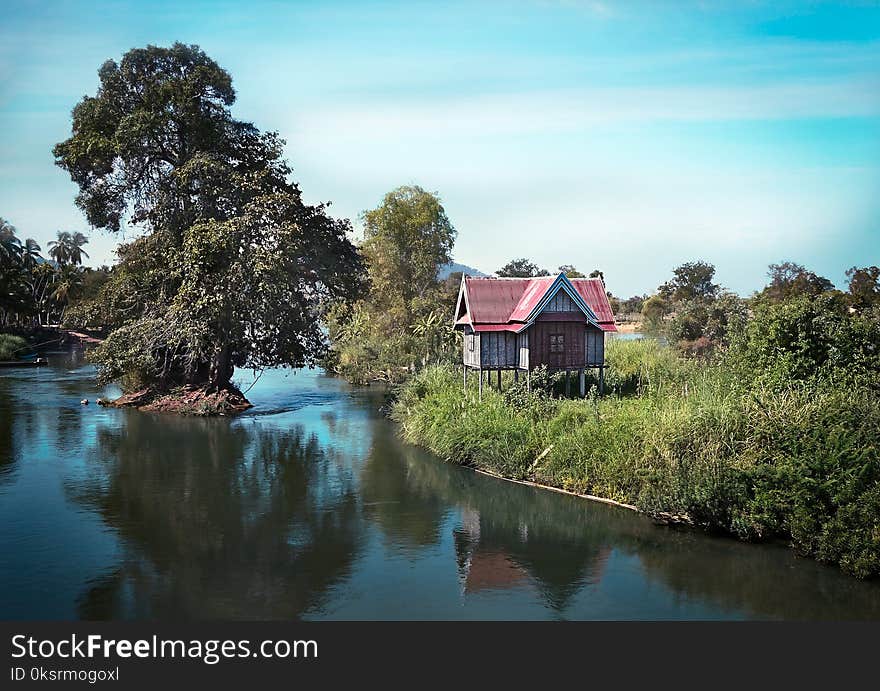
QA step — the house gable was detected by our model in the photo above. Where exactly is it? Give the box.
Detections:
[454,275,470,324]
[517,274,600,329]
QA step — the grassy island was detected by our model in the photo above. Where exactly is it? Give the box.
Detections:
[392,296,880,579]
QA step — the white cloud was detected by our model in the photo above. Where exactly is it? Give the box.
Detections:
[291,78,880,145]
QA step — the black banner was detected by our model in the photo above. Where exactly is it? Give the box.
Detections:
[2,621,878,686]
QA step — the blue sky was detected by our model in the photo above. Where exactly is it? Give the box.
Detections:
[1,0,878,297]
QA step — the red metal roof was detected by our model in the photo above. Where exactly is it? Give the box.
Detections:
[472,324,521,333]
[509,278,554,322]
[572,278,617,327]
[458,275,617,332]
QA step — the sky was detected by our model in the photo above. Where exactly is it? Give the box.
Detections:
[1,0,878,298]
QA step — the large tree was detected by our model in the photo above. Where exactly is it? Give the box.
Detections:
[760,261,834,303]
[326,186,457,382]
[54,44,364,399]
[846,266,880,309]
[360,185,456,322]
[558,264,586,278]
[658,260,719,303]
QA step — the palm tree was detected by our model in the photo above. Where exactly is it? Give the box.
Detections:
[21,238,42,270]
[50,264,83,324]
[48,230,89,267]
[0,218,22,264]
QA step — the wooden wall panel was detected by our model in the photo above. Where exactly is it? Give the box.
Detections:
[463,330,480,367]
[521,324,607,369]
[543,290,577,313]
[517,331,529,369]
[479,332,518,368]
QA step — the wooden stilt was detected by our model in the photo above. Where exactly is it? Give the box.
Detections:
[478,368,483,400]
[464,366,468,391]
[599,366,605,395]
[514,369,520,383]
[497,369,502,391]
[579,368,585,397]
[527,369,531,393]
[565,369,570,397]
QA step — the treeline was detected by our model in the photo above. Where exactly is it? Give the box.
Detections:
[640,260,880,357]
[0,219,109,329]
[324,196,880,386]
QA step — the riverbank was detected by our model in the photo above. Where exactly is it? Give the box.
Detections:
[391,339,880,579]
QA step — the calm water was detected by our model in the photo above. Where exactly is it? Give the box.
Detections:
[1,349,879,620]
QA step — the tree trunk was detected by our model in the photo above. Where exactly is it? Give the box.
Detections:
[209,347,233,392]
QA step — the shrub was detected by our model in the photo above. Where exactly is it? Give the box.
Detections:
[0,333,29,360]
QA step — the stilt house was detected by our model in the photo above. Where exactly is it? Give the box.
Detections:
[454,273,617,395]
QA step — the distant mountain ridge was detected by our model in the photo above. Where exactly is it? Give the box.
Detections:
[439,261,487,279]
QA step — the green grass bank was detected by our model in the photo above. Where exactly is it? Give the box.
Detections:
[391,337,880,579]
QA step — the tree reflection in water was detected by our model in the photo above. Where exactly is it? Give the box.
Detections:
[71,412,363,619]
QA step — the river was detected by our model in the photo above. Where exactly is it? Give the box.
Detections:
[1,348,878,620]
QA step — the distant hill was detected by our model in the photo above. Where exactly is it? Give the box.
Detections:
[439,261,487,279]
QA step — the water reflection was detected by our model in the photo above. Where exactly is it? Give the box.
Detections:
[363,437,880,620]
[72,413,363,619]
[360,424,449,549]
[1,352,879,620]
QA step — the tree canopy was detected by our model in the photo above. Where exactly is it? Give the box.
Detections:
[846,266,880,309]
[760,261,834,303]
[497,258,549,278]
[53,44,364,396]
[326,186,458,382]
[658,260,719,302]
[558,264,586,278]
[360,185,456,321]
[48,231,89,267]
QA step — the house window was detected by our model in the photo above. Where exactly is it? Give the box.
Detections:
[549,333,564,353]
[468,335,474,351]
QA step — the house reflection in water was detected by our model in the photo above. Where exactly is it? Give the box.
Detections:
[453,506,612,611]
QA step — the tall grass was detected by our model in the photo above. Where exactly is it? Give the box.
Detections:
[392,340,880,579]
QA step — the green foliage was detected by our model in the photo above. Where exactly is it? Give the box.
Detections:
[619,294,647,315]
[759,261,834,304]
[604,338,695,395]
[502,365,563,418]
[0,217,86,327]
[658,260,719,302]
[726,293,880,388]
[847,265,880,309]
[54,44,365,393]
[559,264,586,278]
[0,333,29,360]
[496,258,549,278]
[47,231,89,267]
[326,186,457,383]
[640,294,668,332]
[665,292,748,353]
